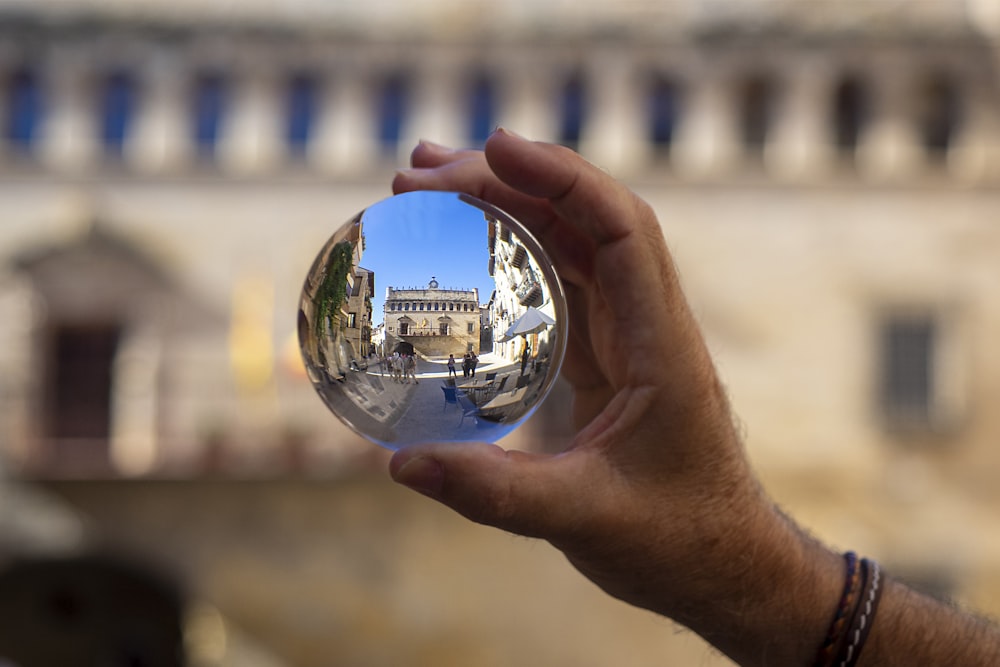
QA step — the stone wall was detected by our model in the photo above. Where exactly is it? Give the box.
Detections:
[38,477,733,667]
[405,334,469,358]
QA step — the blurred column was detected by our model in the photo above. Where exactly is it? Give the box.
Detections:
[498,51,558,142]
[767,58,835,181]
[0,272,37,472]
[967,0,1000,36]
[858,57,920,181]
[402,53,464,158]
[220,65,282,174]
[41,48,97,172]
[312,63,378,174]
[128,53,190,173]
[110,324,161,477]
[672,64,738,178]
[947,74,1000,184]
[579,46,647,176]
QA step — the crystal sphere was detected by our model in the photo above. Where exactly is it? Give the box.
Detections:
[297,191,567,450]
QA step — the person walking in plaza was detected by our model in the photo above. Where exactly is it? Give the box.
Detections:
[392,352,403,383]
[406,354,419,384]
[469,351,479,377]
[447,354,457,378]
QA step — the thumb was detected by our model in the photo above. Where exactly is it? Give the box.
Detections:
[388,441,588,540]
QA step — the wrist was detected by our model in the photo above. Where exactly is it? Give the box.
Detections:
[677,492,845,667]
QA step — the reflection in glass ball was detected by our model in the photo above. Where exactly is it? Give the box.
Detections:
[298,191,567,450]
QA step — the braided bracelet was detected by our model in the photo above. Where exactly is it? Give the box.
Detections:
[813,552,883,667]
[835,557,883,667]
[812,552,862,667]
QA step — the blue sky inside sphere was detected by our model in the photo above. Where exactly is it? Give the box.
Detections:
[359,191,497,326]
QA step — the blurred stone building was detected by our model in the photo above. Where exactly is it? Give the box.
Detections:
[1,0,1000,665]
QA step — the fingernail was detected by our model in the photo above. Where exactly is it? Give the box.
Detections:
[418,139,455,153]
[392,456,445,499]
[495,127,527,141]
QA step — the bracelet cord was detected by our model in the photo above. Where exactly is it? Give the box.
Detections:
[835,558,883,667]
[812,553,883,667]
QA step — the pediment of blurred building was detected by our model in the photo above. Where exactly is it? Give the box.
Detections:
[10,221,217,334]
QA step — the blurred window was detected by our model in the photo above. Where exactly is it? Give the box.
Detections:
[739,74,777,161]
[5,66,43,153]
[917,73,961,164]
[377,73,409,156]
[468,73,496,147]
[44,324,121,472]
[192,72,228,160]
[558,72,586,151]
[286,72,319,158]
[648,74,681,158]
[99,71,137,158]
[833,76,869,163]
[880,315,935,429]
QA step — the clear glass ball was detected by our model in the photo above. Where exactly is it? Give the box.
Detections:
[297,191,567,450]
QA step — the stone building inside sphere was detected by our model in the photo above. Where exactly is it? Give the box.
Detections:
[382,277,480,357]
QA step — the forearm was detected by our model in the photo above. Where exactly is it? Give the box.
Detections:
[859,577,1000,666]
[693,501,1000,667]
[704,510,1000,666]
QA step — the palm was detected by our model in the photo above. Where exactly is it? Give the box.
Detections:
[558,282,619,431]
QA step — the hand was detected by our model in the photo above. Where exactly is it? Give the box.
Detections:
[389,130,842,666]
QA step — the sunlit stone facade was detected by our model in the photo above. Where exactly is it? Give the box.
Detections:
[383,279,480,357]
[344,267,374,358]
[486,214,556,366]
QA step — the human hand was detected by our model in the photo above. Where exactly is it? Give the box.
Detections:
[389,129,842,666]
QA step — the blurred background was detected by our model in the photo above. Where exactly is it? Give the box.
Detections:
[1,0,1000,664]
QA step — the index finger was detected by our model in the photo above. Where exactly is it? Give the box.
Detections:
[485,129,652,247]
[393,144,597,287]
[485,131,702,388]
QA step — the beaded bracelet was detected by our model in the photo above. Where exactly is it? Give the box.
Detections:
[812,552,883,667]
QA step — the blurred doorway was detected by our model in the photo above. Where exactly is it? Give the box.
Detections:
[43,323,122,474]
